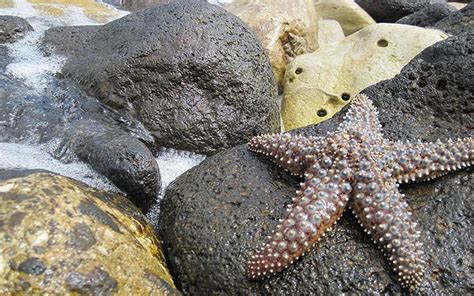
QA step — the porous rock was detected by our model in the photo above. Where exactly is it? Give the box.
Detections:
[281,23,446,130]
[315,0,375,36]
[396,3,457,27]
[433,3,473,35]
[224,0,318,91]
[0,15,33,43]
[157,33,472,294]
[45,1,280,155]
[0,173,179,295]
[355,0,447,23]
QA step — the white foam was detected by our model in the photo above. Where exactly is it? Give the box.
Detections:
[0,142,119,192]
[1,0,128,93]
[146,148,206,225]
[207,0,234,5]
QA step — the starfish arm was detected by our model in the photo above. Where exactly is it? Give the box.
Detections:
[248,133,322,176]
[349,164,425,292]
[246,158,352,278]
[337,94,383,144]
[387,137,474,183]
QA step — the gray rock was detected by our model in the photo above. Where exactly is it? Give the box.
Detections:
[0,77,160,212]
[0,15,33,43]
[0,45,12,70]
[41,25,100,57]
[44,1,280,155]
[61,119,161,212]
[355,0,447,23]
[396,3,456,27]
[157,33,473,294]
[434,3,473,35]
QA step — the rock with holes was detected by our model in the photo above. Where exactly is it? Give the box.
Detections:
[0,16,33,44]
[223,0,318,92]
[281,23,446,130]
[157,37,472,291]
[44,1,280,155]
[315,0,375,36]
[433,3,473,35]
[396,3,457,27]
[355,0,447,23]
[317,19,345,48]
[0,172,179,295]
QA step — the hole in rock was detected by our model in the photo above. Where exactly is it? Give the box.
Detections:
[377,38,389,47]
[295,68,303,75]
[341,93,351,101]
[317,109,327,117]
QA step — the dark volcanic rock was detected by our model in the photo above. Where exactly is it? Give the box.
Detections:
[43,1,280,155]
[434,3,473,35]
[396,3,456,27]
[62,120,161,212]
[157,33,473,294]
[0,15,33,43]
[42,25,100,57]
[355,0,447,23]
[104,0,205,12]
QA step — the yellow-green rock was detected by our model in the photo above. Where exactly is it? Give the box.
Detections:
[0,0,13,8]
[318,19,345,48]
[282,24,447,130]
[314,0,375,36]
[0,173,179,295]
[224,0,318,91]
[27,0,122,23]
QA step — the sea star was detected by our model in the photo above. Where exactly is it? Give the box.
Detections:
[246,94,473,292]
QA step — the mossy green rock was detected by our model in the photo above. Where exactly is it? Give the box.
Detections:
[281,23,446,130]
[0,173,178,295]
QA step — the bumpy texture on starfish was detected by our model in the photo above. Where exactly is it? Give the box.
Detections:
[246,94,473,292]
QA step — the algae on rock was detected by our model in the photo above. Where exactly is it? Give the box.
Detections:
[0,173,178,295]
[281,23,447,130]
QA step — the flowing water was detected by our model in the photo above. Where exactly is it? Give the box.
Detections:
[0,0,208,224]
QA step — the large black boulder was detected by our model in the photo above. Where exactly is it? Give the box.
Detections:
[157,32,473,294]
[396,3,456,27]
[355,0,446,23]
[433,3,473,35]
[0,15,33,43]
[43,1,280,155]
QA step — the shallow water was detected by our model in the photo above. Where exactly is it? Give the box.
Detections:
[0,0,206,221]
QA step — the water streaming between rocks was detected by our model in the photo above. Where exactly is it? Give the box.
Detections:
[0,0,208,225]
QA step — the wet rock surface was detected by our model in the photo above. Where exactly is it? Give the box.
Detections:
[0,73,160,211]
[0,172,179,295]
[61,120,161,213]
[396,3,456,27]
[157,33,473,294]
[0,15,33,43]
[355,0,446,23]
[44,1,280,155]
[433,3,473,35]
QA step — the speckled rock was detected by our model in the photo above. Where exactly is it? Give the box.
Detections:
[61,120,161,213]
[434,3,473,35]
[355,0,447,23]
[224,0,318,92]
[44,1,280,155]
[317,19,345,48]
[315,0,375,36]
[0,173,179,295]
[157,33,473,295]
[396,3,457,27]
[0,15,33,43]
[281,23,446,130]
